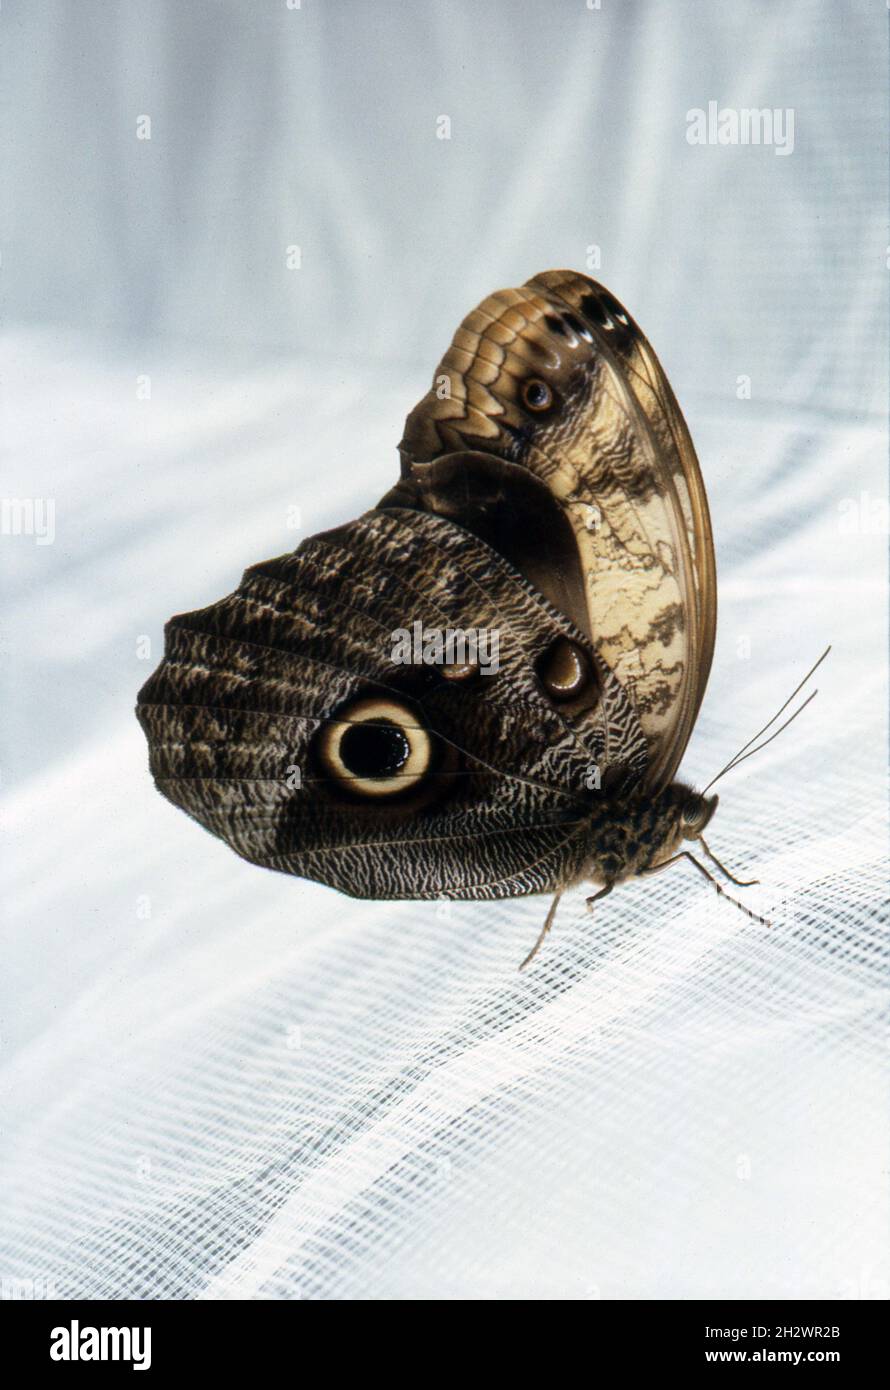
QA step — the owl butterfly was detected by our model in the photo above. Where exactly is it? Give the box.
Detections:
[137,270,825,967]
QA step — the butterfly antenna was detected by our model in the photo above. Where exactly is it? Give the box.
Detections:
[702,645,830,794]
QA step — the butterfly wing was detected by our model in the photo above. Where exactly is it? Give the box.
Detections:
[400,270,716,791]
[136,505,647,899]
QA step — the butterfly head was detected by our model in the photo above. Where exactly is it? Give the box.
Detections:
[678,789,719,841]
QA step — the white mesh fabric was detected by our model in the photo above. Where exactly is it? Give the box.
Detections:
[1,0,887,1301]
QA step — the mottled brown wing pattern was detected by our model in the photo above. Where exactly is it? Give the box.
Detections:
[136,506,648,900]
[400,270,716,790]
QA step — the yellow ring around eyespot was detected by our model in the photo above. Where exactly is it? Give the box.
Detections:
[318,697,432,798]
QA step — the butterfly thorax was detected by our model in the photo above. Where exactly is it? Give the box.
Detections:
[581,783,718,888]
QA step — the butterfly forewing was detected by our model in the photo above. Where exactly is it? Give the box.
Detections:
[400,270,716,791]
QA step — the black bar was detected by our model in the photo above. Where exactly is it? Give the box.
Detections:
[4,1297,886,1373]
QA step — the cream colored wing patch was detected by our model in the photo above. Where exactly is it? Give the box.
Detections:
[400,271,716,790]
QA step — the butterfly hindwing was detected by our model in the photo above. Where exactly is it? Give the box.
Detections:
[137,506,647,899]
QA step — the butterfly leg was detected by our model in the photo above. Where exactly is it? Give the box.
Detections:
[585,884,613,912]
[642,851,771,927]
[698,836,759,887]
[519,890,563,972]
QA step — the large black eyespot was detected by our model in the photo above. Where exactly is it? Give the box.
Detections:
[315,696,432,798]
[521,378,553,412]
[339,721,410,779]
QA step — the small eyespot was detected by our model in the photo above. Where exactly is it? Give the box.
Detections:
[538,637,594,703]
[441,660,478,683]
[522,378,553,412]
[316,696,431,798]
